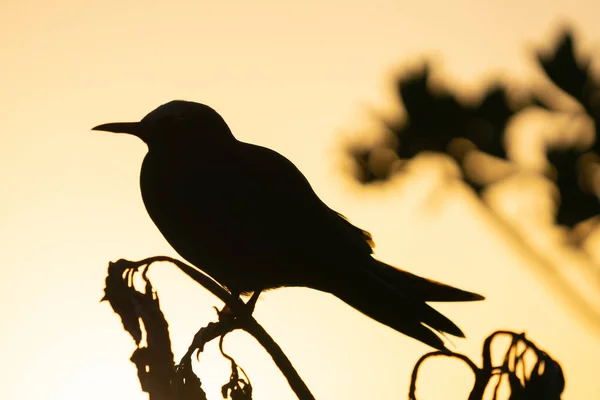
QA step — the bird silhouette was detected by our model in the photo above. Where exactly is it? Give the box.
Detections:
[93,100,483,350]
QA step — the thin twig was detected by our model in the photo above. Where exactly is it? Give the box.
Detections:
[408,350,481,400]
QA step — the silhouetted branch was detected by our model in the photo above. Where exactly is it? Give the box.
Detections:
[219,335,253,399]
[408,351,481,400]
[172,306,252,400]
[102,257,315,400]
[103,258,565,399]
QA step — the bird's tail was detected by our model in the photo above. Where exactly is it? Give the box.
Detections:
[327,259,484,350]
[369,259,484,303]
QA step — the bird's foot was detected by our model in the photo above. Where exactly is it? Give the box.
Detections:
[220,290,262,321]
[244,290,262,315]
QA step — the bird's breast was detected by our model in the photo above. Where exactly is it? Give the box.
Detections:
[139,153,288,292]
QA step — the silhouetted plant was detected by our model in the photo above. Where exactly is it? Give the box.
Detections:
[347,27,600,328]
[102,257,314,400]
[103,257,563,400]
[409,331,564,400]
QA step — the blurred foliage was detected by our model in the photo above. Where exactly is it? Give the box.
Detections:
[409,331,564,400]
[349,29,599,230]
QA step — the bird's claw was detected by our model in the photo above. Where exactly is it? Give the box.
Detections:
[244,290,261,316]
[218,290,262,322]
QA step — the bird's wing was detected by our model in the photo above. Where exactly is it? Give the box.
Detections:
[155,140,377,291]
[226,142,374,257]
[331,210,375,250]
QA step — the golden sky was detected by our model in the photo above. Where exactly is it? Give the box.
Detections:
[1,1,599,399]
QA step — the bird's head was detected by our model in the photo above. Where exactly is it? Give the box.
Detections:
[92,100,235,149]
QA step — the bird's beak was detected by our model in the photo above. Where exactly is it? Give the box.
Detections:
[91,122,143,138]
